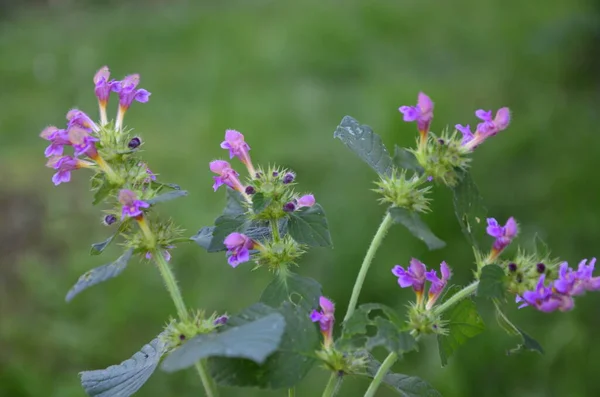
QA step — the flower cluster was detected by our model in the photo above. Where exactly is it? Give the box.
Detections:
[310,296,336,348]
[392,258,451,310]
[399,92,434,146]
[456,108,510,151]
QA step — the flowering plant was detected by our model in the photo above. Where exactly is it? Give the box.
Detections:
[44,69,597,397]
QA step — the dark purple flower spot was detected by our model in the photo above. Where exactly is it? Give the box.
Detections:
[104,214,117,225]
[283,173,295,184]
[179,334,186,341]
[508,263,517,272]
[128,137,142,149]
[536,263,546,273]
[272,171,279,177]
[437,138,445,145]
[283,202,296,212]
[245,186,256,195]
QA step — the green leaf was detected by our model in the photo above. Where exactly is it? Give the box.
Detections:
[207,215,246,252]
[339,303,416,355]
[260,272,322,312]
[333,115,393,175]
[190,226,215,250]
[389,208,445,250]
[451,170,488,250]
[224,188,247,216]
[477,265,507,299]
[92,178,115,206]
[252,192,272,214]
[151,181,181,191]
[437,286,485,366]
[66,249,134,302]
[80,334,167,397]
[90,221,128,255]
[209,302,318,389]
[362,352,442,397]
[146,190,188,204]
[287,204,333,247]
[494,302,544,355]
[161,312,285,372]
[393,145,424,174]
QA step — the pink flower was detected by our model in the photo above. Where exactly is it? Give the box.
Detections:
[210,160,245,193]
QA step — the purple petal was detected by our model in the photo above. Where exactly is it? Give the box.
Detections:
[440,261,451,280]
[475,109,492,122]
[212,176,224,191]
[504,217,518,238]
[399,106,420,122]
[494,107,510,130]
[319,296,335,314]
[408,258,426,278]
[210,160,231,174]
[224,232,247,249]
[417,92,433,113]
[297,194,315,208]
[425,269,440,284]
[391,265,405,277]
[397,274,414,288]
[135,89,151,103]
[310,310,322,322]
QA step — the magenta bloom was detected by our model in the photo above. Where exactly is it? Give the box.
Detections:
[455,124,474,146]
[399,92,434,143]
[40,126,71,157]
[519,275,574,312]
[210,160,245,193]
[486,217,518,260]
[113,74,151,109]
[94,66,114,105]
[220,130,254,171]
[46,156,88,186]
[554,259,600,296]
[66,109,99,132]
[68,126,100,159]
[297,194,315,208]
[118,189,150,219]
[392,258,427,292]
[425,261,452,310]
[460,107,511,151]
[223,232,255,268]
[310,296,335,348]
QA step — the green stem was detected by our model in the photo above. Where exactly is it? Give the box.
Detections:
[432,281,479,317]
[152,250,219,397]
[270,219,281,242]
[364,352,398,397]
[344,212,394,322]
[288,387,296,397]
[321,373,343,397]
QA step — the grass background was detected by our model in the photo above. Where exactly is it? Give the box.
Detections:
[1,0,600,396]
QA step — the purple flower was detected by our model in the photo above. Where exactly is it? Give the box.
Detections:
[399,92,434,144]
[296,194,315,208]
[66,109,99,132]
[118,189,150,220]
[461,107,511,151]
[46,155,88,186]
[486,217,518,260]
[223,232,255,267]
[555,258,600,296]
[94,66,115,106]
[214,315,229,326]
[425,261,452,310]
[113,74,151,109]
[220,130,255,174]
[455,124,474,146]
[67,126,100,159]
[392,258,427,305]
[210,160,245,193]
[519,275,574,312]
[40,126,71,157]
[310,296,335,348]
[283,172,295,184]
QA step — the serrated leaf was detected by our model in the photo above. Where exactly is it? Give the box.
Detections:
[393,145,424,174]
[66,249,134,302]
[389,208,445,250]
[146,190,188,204]
[209,302,318,389]
[224,188,247,216]
[190,226,215,250]
[92,178,115,206]
[260,272,322,312]
[339,303,415,355]
[451,170,488,250]
[161,312,285,372]
[437,286,485,366]
[494,302,544,355]
[80,334,167,397]
[362,352,442,397]
[477,265,507,299]
[90,222,128,256]
[333,115,393,175]
[287,204,332,247]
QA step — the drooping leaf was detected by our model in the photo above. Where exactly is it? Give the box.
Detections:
[393,145,424,174]
[90,221,129,256]
[66,249,134,302]
[209,302,318,389]
[80,334,167,397]
[361,352,442,397]
[252,193,272,214]
[287,204,333,247]
[451,170,488,250]
[260,272,322,312]
[437,286,485,366]
[190,226,215,250]
[338,304,416,355]
[477,264,507,300]
[333,115,393,175]
[389,208,445,250]
[161,313,285,372]
[146,190,188,205]
[494,301,544,355]
[224,188,247,216]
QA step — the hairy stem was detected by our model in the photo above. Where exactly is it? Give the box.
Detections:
[321,373,343,397]
[344,212,394,322]
[364,351,397,397]
[152,250,219,397]
[432,281,479,316]
[270,219,280,242]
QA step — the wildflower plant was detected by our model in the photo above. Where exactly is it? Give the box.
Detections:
[45,70,598,397]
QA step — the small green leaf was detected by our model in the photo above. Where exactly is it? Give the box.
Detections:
[161,313,285,372]
[92,178,115,205]
[339,304,415,355]
[393,145,424,174]
[451,170,488,250]
[389,208,445,250]
[494,302,544,355]
[146,190,188,204]
[190,226,215,250]
[209,302,318,389]
[287,204,333,247]
[360,352,442,397]
[90,222,128,255]
[333,115,393,175]
[66,249,134,302]
[477,265,507,299]
[80,334,167,397]
[437,286,485,366]
[224,188,247,216]
[252,192,272,214]
[260,272,322,312]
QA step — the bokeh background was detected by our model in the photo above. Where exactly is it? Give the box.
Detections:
[2,0,600,396]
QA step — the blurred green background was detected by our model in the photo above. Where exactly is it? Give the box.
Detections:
[2,0,600,396]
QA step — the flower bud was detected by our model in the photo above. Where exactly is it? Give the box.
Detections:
[103,214,117,226]
[283,172,295,184]
[128,136,142,149]
[245,186,256,195]
[283,202,296,212]
[508,263,518,272]
[536,263,546,273]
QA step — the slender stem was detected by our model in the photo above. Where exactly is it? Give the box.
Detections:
[270,219,281,242]
[321,373,343,397]
[344,212,394,322]
[288,387,296,397]
[152,250,219,397]
[432,281,479,317]
[364,352,397,397]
